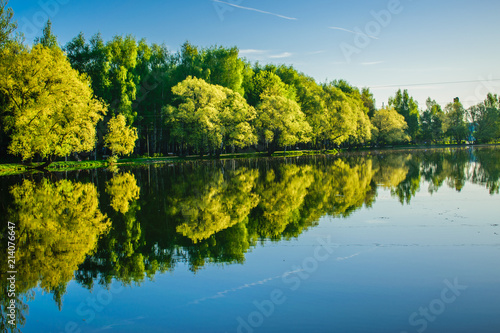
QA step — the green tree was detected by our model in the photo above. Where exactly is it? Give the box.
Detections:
[0,45,106,167]
[202,46,245,95]
[65,32,111,102]
[246,70,295,107]
[293,76,327,148]
[34,19,58,49]
[133,41,174,155]
[420,98,444,143]
[219,88,258,151]
[0,0,16,50]
[255,94,311,155]
[106,35,138,123]
[64,32,92,74]
[361,87,376,118]
[444,97,467,143]
[389,89,420,141]
[329,80,373,146]
[371,108,410,145]
[318,84,359,147]
[174,41,204,83]
[265,65,329,148]
[468,93,500,143]
[165,76,225,155]
[165,76,256,156]
[104,114,138,157]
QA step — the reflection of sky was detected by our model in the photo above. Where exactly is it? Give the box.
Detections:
[23,181,500,332]
[10,0,500,109]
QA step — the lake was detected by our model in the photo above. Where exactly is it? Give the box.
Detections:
[1,147,499,333]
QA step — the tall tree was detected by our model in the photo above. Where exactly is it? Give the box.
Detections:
[420,98,444,143]
[329,80,373,146]
[133,41,174,155]
[164,76,256,156]
[34,19,58,49]
[0,0,16,50]
[65,32,111,101]
[219,88,258,151]
[174,41,204,83]
[64,32,91,74]
[106,35,138,123]
[255,94,311,155]
[0,45,106,167]
[104,114,138,158]
[319,84,360,147]
[467,93,500,143]
[444,97,467,143]
[246,70,295,107]
[361,87,376,118]
[389,89,420,141]
[202,46,245,95]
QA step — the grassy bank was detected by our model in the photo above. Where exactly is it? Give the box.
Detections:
[0,149,340,175]
[1,144,498,175]
[0,160,108,176]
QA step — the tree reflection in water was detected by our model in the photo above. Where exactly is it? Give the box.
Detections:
[1,147,500,330]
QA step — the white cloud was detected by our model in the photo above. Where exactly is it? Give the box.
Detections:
[269,52,293,59]
[307,50,326,55]
[239,49,268,56]
[361,61,384,66]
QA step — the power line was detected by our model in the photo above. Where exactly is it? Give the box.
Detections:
[369,79,500,89]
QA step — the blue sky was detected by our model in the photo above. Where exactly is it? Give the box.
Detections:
[10,0,500,109]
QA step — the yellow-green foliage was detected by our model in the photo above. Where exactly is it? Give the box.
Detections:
[104,114,138,156]
[0,45,106,160]
[256,95,312,147]
[318,85,372,146]
[9,179,110,294]
[164,76,257,152]
[106,172,141,214]
[372,108,410,144]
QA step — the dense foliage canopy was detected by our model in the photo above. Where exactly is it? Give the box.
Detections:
[1,2,500,164]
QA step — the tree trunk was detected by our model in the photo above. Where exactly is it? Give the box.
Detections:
[267,142,277,156]
[33,155,54,170]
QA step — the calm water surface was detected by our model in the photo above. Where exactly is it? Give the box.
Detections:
[1,147,499,333]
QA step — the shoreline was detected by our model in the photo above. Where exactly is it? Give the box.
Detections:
[0,143,498,176]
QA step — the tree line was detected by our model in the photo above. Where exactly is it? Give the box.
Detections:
[1,2,500,166]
